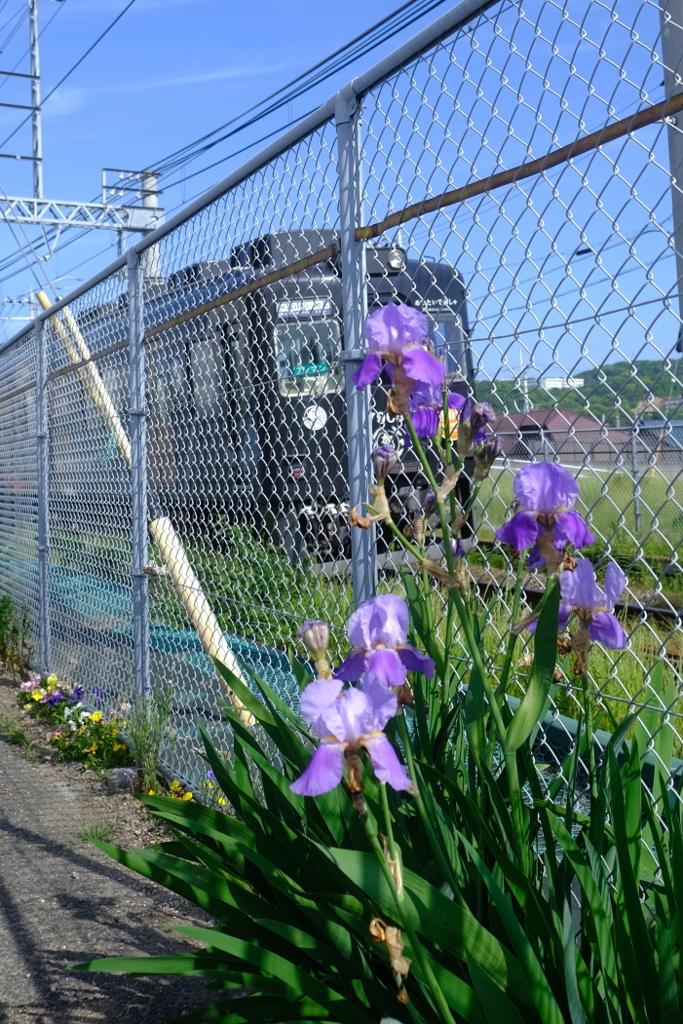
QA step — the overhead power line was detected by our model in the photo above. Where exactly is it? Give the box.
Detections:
[0,0,448,290]
[0,0,138,151]
[0,0,65,95]
[147,0,449,180]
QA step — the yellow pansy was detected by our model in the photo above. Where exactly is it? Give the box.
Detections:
[89,711,103,722]
[181,792,193,801]
[83,742,98,754]
[30,689,45,700]
[23,703,31,710]
[217,797,227,806]
[112,742,127,752]
[46,674,58,686]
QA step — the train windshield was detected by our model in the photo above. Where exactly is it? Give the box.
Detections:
[275,301,343,397]
[428,315,468,379]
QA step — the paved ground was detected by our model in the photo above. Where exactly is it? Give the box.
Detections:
[0,675,217,1024]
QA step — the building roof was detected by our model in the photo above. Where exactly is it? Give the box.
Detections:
[491,408,637,459]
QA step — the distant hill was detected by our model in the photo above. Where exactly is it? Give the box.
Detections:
[475,359,683,426]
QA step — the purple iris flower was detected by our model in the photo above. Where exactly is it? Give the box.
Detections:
[406,386,466,444]
[495,462,594,570]
[558,559,627,649]
[352,303,445,391]
[289,675,412,797]
[457,400,496,455]
[407,382,441,439]
[336,594,434,686]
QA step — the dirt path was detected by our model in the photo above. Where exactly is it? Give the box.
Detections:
[0,676,216,1024]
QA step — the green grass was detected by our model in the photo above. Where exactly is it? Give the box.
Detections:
[73,820,117,844]
[0,713,37,760]
[46,502,683,752]
[464,590,683,756]
[477,467,683,562]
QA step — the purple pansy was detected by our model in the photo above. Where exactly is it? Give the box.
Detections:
[559,559,627,649]
[495,462,595,570]
[352,302,445,391]
[336,594,434,686]
[43,691,64,706]
[289,675,412,797]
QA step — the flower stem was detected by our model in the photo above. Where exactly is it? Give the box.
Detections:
[361,807,456,1024]
[505,749,530,870]
[449,584,507,746]
[380,781,398,863]
[404,417,440,497]
[395,713,462,901]
[580,669,598,804]
[379,513,423,561]
[495,556,525,700]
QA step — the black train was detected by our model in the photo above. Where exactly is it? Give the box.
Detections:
[49,229,475,561]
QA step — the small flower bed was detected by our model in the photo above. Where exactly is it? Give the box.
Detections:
[17,673,134,772]
[157,778,194,801]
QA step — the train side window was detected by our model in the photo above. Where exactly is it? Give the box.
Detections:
[149,343,186,420]
[274,317,343,397]
[222,320,250,410]
[189,333,224,417]
[429,317,468,380]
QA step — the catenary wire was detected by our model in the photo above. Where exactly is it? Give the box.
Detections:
[0,0,138,151]
[0,0,452,285]
[0,3,28,56]
[0,0,65,94]
[130,0,452,183]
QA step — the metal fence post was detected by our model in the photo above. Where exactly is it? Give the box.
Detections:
[128,247,150,697]
[631,424,643,538]
[336,84,376,608]
[36,315,51,676]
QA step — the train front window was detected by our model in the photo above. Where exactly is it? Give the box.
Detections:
[275,313,343,397]
[429,316,467,379]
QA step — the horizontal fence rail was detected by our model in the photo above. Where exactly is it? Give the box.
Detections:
[0,0,682,797]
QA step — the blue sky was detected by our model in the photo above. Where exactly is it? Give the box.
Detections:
[0,0,449,320]
[0,0,680,397]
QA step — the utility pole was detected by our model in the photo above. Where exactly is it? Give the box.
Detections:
[141,169,162,278]
[659,0,683,352]
[29,0,42,198]
[0,4,162,302]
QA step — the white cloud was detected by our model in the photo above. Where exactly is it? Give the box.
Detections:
[44,86,86,117]
[93,60,295,95]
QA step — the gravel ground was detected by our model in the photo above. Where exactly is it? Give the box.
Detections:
[0,674,220,1024]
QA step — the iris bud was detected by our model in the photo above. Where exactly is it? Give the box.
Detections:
[297,619,329,658]
[370,444,398,483]
[473,436,501,481]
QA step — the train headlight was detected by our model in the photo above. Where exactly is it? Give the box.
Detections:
[386,248,406,272]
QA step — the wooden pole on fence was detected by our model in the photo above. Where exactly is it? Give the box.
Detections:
[35,290,252,722]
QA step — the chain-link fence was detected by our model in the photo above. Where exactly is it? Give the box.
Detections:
[1,0,683,790]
